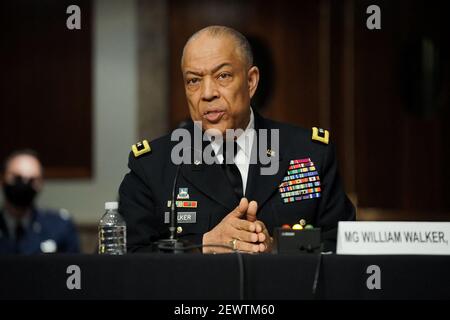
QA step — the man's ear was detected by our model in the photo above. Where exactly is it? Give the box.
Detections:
[247,66,260,99]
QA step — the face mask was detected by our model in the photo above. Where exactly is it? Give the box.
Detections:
[2,177,38,208]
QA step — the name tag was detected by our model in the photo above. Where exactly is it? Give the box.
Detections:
[164,211,197,224]
[337,221,450,255]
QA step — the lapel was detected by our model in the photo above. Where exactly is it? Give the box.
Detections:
[179,124,240,211]
[20,213,42,253]
[181,162,239,211]
[245,112,291,208]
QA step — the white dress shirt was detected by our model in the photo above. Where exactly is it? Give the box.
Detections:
[208,108,255,195]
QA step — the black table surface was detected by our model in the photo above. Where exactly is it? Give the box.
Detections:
[0,253,449,300]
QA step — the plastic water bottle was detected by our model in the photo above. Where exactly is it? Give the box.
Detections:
[98,202,127,255]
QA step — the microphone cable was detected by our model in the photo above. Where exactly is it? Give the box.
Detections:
[156,243,245,300]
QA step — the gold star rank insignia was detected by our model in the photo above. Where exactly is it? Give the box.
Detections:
[132,139,151,157]
[312,127,329,145]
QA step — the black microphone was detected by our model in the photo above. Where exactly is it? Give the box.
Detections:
[155,163,191,253]
[168,164,181,240]
[155,121,199,253]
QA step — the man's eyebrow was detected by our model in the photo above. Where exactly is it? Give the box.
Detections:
[185,63,232,76]
[185,70,202,76]
[211,63,232,74]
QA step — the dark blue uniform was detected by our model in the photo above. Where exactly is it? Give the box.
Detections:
[119,112,355,252]
[0,207,80,254]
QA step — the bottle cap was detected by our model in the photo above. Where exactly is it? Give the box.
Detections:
[105,202,118,210]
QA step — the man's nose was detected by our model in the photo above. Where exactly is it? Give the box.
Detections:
[200,77,219,101]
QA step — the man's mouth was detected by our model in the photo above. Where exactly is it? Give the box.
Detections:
[203,109,225,123]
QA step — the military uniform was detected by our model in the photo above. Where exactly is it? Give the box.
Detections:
[119,112,355,252]
[0,207,80,254]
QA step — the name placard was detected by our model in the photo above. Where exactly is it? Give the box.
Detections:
[337,221,450,255]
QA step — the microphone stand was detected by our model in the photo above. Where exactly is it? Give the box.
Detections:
[155,164,190,253]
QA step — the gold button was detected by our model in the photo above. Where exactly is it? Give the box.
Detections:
[177,226,183,234]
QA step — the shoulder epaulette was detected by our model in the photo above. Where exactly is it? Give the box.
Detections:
[312,127,329,144]
[132,139,151,157]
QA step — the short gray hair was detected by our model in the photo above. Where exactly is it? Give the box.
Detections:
[181,25,254,68]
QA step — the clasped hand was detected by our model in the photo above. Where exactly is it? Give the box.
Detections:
[202,198,272,253]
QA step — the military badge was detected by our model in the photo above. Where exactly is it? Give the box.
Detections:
[312,127,329,144]
[132,139,151,157]
[167,200,198,208]
[266,149,276,157]
[177,188,189,199]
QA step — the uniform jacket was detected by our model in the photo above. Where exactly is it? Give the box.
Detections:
[0,207,80,254]
[119,112,355,252]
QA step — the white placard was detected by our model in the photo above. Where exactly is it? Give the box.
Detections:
[337,221,450,255]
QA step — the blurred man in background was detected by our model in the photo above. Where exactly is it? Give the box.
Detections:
[0,150,80,254]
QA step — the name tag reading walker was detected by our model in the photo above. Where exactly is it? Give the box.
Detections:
[337,221,450,255]
[164,211,197,224]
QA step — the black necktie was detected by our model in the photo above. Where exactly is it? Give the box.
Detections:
[222,141,243,199]
[14,221,24,253]
[15,221,24,241]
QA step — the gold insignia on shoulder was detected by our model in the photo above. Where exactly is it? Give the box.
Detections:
[312,127,329,144]
[132,139,151,157]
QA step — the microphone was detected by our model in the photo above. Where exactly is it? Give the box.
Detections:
[168,164,181,240]
[155,121,199,253]
[155,163,191,253]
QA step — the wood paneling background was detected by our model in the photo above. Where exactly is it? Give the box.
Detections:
[354,0,450,213]
[0,0,92,178]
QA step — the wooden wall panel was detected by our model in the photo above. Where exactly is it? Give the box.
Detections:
[354,0,450,213]
[0,0,92,178]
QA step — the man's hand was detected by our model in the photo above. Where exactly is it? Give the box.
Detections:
[245,200,273,253]
[202,198,261,253]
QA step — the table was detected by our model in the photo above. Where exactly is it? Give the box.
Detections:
[0,254,449,300]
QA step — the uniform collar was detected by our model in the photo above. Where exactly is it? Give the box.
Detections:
[235,107,255,158]
[206,107,255,162]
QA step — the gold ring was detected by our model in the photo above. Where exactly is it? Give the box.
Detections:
[230,238,237,250]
